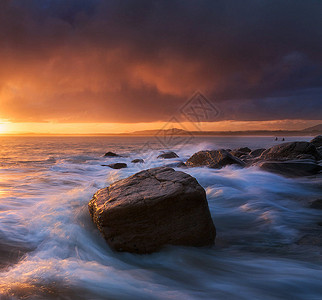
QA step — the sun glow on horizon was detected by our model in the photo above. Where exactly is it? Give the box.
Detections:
[0,119,320,135]
[0,122,9,134]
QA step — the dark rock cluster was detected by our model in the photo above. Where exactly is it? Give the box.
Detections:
[91,136,321,253]
[184,136,322,177]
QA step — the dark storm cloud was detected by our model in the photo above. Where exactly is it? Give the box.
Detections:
[0,0,321,122]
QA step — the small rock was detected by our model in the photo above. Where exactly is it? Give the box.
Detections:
[186,150,245,169]
[310,135,322,148]
[104,151,121,157]
[157,151,179,159]
[132,159,144,163]
[102,163,127,169]
[88,167,216,253]
[310,199,322,209]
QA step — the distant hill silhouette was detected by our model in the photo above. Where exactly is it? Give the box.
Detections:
[129,124,322,136]
[302,124,322,132]
[130,128,187,135]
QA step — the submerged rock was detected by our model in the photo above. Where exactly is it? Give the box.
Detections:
[164,161,187,168]
[104,151,121,157]
[258,159,321,177]
[186,150,245,169]
[88,167,215,253]
[297,233,322,246]
[310,199,322,209]
[157,151,179,159]
[260,142,322,161]
[102,163,127,169]
[310,135,322,148]
[131,159,144,163]
[0,243,34,269]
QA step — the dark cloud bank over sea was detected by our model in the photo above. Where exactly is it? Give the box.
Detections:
[0,0,321,122]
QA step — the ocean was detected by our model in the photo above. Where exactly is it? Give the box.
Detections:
[0,135,321,300]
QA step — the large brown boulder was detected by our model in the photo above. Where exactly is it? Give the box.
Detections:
[310,135,322,148]
[88,167,215,253]
[186,150,245,169]
[260,142,322,161]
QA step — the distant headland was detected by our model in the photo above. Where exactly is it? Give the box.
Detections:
[120,124,322,137]
[2,124,321,137]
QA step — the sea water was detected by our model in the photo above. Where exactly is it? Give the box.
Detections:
[0,136,321,300]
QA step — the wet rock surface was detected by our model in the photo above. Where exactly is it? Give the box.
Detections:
[183,136,322,177]
[249,148,266,157]
[186,150,245,169]
[88,167,216,253]
[259,142,321,161]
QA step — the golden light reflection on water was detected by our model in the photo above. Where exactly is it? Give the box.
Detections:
[0,189,9,197]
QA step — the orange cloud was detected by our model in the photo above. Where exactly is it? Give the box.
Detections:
[0,0,321,125]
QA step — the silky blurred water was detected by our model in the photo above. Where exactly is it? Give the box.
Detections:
[0,136,321,300]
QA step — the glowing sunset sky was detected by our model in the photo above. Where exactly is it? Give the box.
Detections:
[0,0,321,134]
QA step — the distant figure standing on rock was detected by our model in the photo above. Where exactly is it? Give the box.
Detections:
[282,138,285,141]
[275,137,278,141]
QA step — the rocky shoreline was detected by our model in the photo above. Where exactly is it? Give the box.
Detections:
[103,135,322,177]
[183,135,322,177]
[90,135,322,254]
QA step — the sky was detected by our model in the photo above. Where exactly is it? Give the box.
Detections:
[0,0,321,134]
